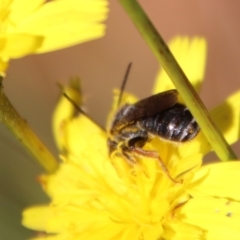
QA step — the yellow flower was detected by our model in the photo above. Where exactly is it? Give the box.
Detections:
[22,37,240,240]
[0,0,108,75]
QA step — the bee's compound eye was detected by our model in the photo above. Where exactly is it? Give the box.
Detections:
[107,139,118,156]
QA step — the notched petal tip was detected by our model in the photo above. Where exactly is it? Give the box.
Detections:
[17,0,109,54]
[153,36,207,95]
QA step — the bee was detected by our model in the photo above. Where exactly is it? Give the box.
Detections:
[63,64,200,182]
[107,65,200,182]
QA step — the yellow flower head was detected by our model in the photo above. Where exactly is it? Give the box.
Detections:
[22,37,240,240]
[0,0,108,75]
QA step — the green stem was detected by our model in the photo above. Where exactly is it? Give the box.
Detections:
[119,0,237,161]
[0,80,59,173]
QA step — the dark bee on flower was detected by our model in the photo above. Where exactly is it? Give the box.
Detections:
[63,63,200,182]
[107,63,200,182]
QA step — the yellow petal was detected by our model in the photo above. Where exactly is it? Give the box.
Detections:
[64,114,107,160]
[22,206,59,232]
[176,197,240,240]
[153,36,207,94]
[0,34,43,58]
[164,221,203,240]
[210,90,240,147]
[194,90,240,155]
[16,0,108,53]
[0,0,108,75]
[176,136,203,173]
[23,205,105,236]
[8,0,45,23]
[52,78,82,151]
[0,58,8,76]
[187,162,240,201]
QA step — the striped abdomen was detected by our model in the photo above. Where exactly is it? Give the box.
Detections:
[139,103,200,142]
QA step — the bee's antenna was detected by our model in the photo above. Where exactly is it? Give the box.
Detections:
[117,62,132,107]
[63,92,86,115]
[63,92,105,131]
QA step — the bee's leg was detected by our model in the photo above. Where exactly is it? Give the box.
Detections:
[131,147,182,184]
[120,147,150,177]
[121,150,137,165]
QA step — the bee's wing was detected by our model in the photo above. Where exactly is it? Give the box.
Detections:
[110,89,178,133]
[122,89,178,122]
